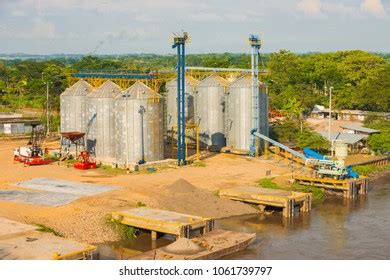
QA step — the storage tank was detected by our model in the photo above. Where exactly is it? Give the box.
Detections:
[86,80,122,162]
[114,82,164,166]
[60,80,92,133]
[334,141,348,159]
[226,75,269,151]
[166,76,198,131]
[195,74,228,148]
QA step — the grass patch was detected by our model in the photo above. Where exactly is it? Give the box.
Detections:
[35,224,62,237]
[191,161,206,167]
[258,178,325,205]
[98,165,127,175]
[353,164,390,176]
[105,215,137,239]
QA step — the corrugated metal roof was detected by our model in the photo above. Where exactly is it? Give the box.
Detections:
[88,80,122,98]
[198,74,228,87]
[166,76,199,87]
[319,131,367,144]
[119,81,161,100]
[340,124,379,133]
[229,75,251,88]
[61,80,92,96]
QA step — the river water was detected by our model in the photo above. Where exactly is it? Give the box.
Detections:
[99,174,390,260]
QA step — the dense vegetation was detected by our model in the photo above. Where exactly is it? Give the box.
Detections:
[0,51,389,152]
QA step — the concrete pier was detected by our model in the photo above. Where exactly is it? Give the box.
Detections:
[219,186,312,218]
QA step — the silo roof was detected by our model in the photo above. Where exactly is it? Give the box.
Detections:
[229,75,251,88]
[166,76,199,87]
[88,80,122,98]
[61,80,93,96]
[119,81,161,99]
[229,74,266,88]
[198,74,228,87]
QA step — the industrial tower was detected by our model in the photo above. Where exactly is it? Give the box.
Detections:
[172,32,189,166]
[248,34,262,156]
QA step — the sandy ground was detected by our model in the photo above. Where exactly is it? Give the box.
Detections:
[306,117,363,133]
[0,139,293,244]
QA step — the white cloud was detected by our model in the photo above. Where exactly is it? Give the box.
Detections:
[189,12,224,23]
[361,0,386,17]
[297,0,323,16]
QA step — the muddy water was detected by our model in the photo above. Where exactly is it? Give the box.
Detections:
[98,174,390,260]
[219,174,390,260]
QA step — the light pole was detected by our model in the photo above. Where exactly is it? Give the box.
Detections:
[328,86,334,157]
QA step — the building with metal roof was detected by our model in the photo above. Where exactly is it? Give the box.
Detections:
[319,131,367,145]
[340,124,380,135]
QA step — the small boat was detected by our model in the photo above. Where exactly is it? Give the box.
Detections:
[127,229,256,260]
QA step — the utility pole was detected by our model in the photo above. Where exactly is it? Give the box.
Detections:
[329,86,333,157]
[46,81,50,136]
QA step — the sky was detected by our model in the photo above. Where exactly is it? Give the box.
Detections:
[0,0,389,54]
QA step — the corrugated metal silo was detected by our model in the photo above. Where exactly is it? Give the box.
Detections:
[195,74,228,148]
[166,76,198,131]
[60,80,92,133]
[226,75,252,150]
[226,75,269,151]
[114,81,164,166]
[87,80,122,162]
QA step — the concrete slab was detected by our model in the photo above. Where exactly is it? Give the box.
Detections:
[0,231,95,260]
[112,208,214,238]
[0,190,79,206]
[0,217,37,240]
[17,177,118,195]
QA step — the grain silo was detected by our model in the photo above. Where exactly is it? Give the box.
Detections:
[226,75,269,151]
[60,80,92,133]
[195,74,228,149]
[166,76,198,131]
[114,81,164,167]
[86,80,122,163]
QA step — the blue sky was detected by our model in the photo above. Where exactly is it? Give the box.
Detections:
[0,0,389,54]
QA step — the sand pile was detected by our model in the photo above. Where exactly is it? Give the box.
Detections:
[164,178,196,193]
[154,178,255,219]
[160,238,206,255]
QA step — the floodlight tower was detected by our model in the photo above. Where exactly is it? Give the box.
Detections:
[248,34,262,156]
[172,32,190,166]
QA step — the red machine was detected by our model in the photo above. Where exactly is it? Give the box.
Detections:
[13,124,53,166]
[74,151,97,170]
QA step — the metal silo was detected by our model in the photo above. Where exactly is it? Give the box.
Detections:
[166,76,198,131]
[114,81,164,167]
[226,75,269,151]
[195,74,228,149]
[60,80,92,133]
[86,80,122,163]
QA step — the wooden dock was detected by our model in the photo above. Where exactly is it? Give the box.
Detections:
[294,176,369,198]
[0,218,96,260]
[111,208,214,240]
[219,186,311,218]
[127,229,256,260]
